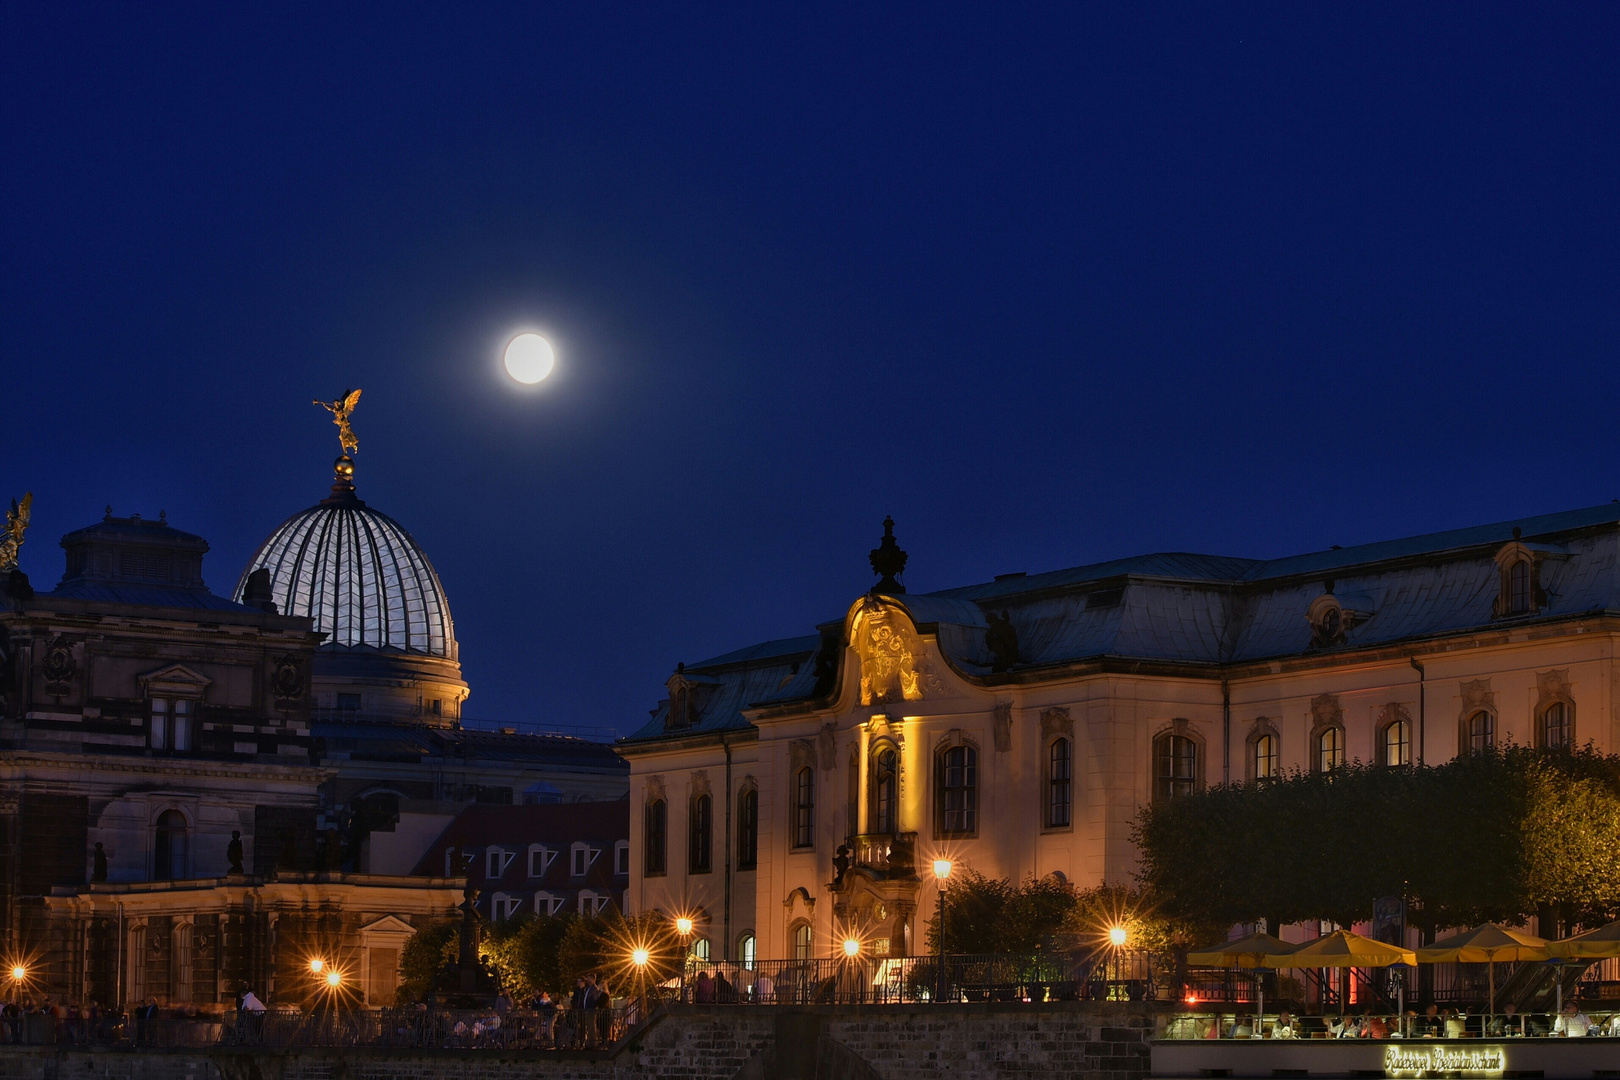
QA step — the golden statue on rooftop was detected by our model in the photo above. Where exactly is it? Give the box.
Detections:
[314,389,363,456]
[0,493,33,571]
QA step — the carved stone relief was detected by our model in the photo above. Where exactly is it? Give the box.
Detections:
[42,634,76,696]
[789,739,816,774]
[271,655,306,704]
[646,775,666,804]
[992,701,1013,752]
[1460,679,1495,720]
[690,770,711,799]
[1310,693,1343,731]
[1040,707,1073,741]
[818,722,838,771]
[852,599,924,705]
[1536,669,1571,709]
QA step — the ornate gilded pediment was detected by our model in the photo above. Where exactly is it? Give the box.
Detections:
[852,598,925,705]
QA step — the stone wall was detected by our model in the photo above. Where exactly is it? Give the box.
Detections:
[0,1003,1162,1080]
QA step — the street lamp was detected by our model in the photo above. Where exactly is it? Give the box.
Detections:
[675,917,694,937]
[309,958,326,975]
[632,947,650,968]
[9,966,24,983]
[1108,925,1128,999]
[325,969,342,988]
[842,938,861,959]
[933,859,953,1002]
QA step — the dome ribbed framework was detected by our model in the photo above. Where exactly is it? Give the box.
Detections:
[235,500,455,657]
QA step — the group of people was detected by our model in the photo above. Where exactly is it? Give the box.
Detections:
[1210,1002,1620,1039]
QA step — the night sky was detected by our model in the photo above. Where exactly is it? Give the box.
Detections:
[4,6,1619,737]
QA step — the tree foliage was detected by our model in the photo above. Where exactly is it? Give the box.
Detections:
[396,921,457,1004]
[925,872,1194,956]
[1134,745,1620,937]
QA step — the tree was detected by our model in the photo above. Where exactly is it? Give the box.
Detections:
[395,921,457,1004]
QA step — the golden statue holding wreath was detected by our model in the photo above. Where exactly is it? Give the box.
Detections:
[314,389,362,456]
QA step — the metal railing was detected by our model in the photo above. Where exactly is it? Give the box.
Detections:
[0,1006,636,1050]
[679,949,1167,1005]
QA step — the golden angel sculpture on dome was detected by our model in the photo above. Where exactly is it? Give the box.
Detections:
[314,389,362,455]
[0,493,32,571]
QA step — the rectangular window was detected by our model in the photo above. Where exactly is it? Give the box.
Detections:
[366,947,399,1006]
[150,699,194,752]
[937,745,978,835]
[1046,739,1071,828]
[529,847,556,877]
[615,841,630,876]
[793,769,815,849]
[737,790,758,870]
[572,847,587,876]
[690,794,713,872]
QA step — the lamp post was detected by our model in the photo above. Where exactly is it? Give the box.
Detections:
[675,917,694,1002]
[933,859,953,1003]
[1108,926,1128,1000]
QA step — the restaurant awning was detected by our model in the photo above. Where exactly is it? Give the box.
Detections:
[1187,931,1297,969]
[1545,918,1620,959]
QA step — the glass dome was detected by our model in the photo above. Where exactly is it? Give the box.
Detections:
[235,493,456,658]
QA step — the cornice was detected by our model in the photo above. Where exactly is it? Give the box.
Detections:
[0,750,333,783]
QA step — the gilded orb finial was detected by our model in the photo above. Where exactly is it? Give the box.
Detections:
[0,493,33,571]
[314,389,362,456]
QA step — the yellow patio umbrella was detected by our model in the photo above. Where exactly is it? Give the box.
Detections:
[1545,919,1620,960]
[1263,929,1416,968]
[1186,932,1298,1036]
[1415,923,1548,1015]
[1187,931,1298,969]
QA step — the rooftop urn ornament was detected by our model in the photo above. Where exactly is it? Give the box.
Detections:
[869,516,908,594]
[314,389,362,498]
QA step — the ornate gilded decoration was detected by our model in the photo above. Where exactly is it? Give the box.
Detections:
[853,598,923,705]
[0,493,32,571]
[314,389,362,456]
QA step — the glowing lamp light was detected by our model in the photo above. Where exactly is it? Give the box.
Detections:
[1185,993,1198,1005]
[326,970,342,988]
[9,966,24,982]
[843,938,861,958]
[932,859,953,880]
[1108,926,1128,947]
[675,917,695,936]
[309,959,325,974]
[632,948,651,967]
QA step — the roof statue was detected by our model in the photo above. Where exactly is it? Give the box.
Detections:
[869,515,907,594]
[314,388,362,456]
[0,493,32,571]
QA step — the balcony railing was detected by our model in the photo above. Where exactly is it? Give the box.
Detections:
[844,832,917,876]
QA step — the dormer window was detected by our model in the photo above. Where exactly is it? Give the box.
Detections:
[1306,590,1349,650]
[1508,559,1531,614]
[1492,537,1554,618]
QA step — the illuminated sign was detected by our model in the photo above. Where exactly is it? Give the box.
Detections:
[1383,1045,1505,1078]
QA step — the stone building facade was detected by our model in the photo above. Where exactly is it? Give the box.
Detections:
[619,507,1620,962]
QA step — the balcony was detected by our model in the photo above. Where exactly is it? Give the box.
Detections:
[845,832,917,877]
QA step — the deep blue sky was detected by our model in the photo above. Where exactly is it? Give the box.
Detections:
[4,6,1619,737]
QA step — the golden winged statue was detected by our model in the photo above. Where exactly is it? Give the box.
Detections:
[314,389,362,456]
[0,493,32,571]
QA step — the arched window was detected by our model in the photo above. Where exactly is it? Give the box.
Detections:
[690,936,711,961]
[1252,733,1278,780]
[1466,711,1495,754]
[1508,560,1531,614]
[1381,720,1411,767]
[1153,733,1199,800]
[793,767,815,848]
[153,810,188,881]
[1045,738,1071,828]
[644,799,667,875]
[689,793,712,873]
[1315,726,1345,773]
[737,788,758,870]
[870,747,898,835]
[936,744,978,836]
[738,933,757,969]
[792,922,813,961]
[1540,701,1572,750]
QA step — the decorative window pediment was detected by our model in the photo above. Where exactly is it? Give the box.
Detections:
[138,664,211,700]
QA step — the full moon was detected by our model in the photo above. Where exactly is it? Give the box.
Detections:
[503,333,555,384]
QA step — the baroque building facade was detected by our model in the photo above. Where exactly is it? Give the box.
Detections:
[619,509,1620,963]
[0,425,626,1008]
